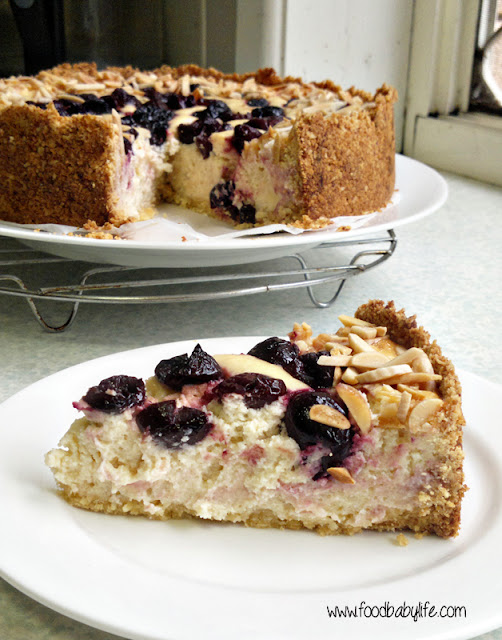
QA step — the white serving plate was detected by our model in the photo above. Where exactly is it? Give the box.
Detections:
[0,155,447,268]
[0,336,500,640]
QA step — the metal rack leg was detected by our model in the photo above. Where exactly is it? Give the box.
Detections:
[0,275,80,332]
[294,230,397,308]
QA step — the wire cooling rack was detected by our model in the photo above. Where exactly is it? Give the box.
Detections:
[0,231,396,332]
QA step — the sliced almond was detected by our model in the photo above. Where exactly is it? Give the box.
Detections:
[350,351,390,370]
[411,350,436,391]
[407,398,443,432]
[383,372,442,386]
[349,325,378,340]
[338,314,375,328]
[355,364,412,384]
[336,383,372,434]
[396,390,412,423]
[317,354,352,367]
[383,347,424,367]
[333,366,343,386]
[328,344,352,356]
[327,466,355,484]
[327,335,350,344]
[375,326,388,337]
[397,384,439,400]
[341,366,359,385]
[348,332,377,354]
[309,404,351,429]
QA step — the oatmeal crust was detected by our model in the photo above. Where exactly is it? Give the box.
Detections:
[0,63,396,229]
[0,103,123,226]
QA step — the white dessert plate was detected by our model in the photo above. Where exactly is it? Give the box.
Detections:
[0,155,447,268]
[0,337,501,640]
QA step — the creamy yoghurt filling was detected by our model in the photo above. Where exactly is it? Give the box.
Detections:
[4,69,365,225]
[53,314,444,489]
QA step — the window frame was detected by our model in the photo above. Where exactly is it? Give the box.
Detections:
[403,0,502,187]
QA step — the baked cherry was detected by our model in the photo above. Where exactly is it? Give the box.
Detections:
[248,337,305,381]
[299,350,334,389]
[284,390,352,458]
[83,375,145,414]
[233,123,263,153]
[214,372,286,409]
[136,400,211,449]
[251,105,284,119]
[155,344,222,390]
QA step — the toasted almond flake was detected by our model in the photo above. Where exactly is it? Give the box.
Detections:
[295,339,310,353]
[338,314,374,328]
[309,404,351,429]
[333,366,343,385]
[383,372,442,386]
[335,383,372,433]
[382,347,424,367]
[328,344,352,355]
[348,332,378,354]
[327,467,355,484]
[396,391,412,422]
[336,326,352,337]
[411,350,436,391]
[350,351,390,370]
[318,354,352,367]
[355,364,412,384]
[376,326,388,337]
[74,82,107,92]
[57,93,85,103]
[180,74,191,96]
[407,398,443,432]
[328,335,350,344]
[349,325,377,339]
[396,384,438,399]
[341,366,359,384]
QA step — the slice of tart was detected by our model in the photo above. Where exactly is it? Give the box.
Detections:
[0,63,396,230]
[45,300,466,537]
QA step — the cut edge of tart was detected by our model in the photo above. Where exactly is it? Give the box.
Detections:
[45,300,466,538]
[0,63,396,232]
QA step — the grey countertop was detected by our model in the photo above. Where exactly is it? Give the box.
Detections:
[0,170,501,639]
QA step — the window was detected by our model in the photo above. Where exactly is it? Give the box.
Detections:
[404,0,502,187]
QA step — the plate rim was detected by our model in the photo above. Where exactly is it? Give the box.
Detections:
[1,336,499,640]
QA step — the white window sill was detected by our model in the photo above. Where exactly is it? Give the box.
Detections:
[411,112,502,187]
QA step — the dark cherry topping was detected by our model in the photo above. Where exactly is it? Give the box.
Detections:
[104,87,142,111]
[299,350,335,389]
[122,102,174,146]
[214,373,287,409]
[136,400,211,449]
[195,99,234,122]
[248,337,305,382]
[285,390,353,475]
[83,375,146,414]
[248,338,337,389]
[232,124,263,154]
[178,117,230,158]
[247,97,269,108]
[155,344,222,391]
[251,105,285,119]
